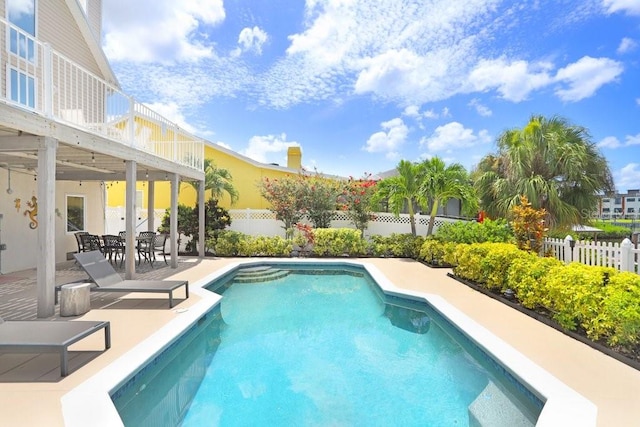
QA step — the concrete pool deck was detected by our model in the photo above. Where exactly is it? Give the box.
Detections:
[1,257,639,426]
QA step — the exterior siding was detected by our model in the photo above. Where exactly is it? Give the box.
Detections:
[86,0,102,42]
[38,0,103,77]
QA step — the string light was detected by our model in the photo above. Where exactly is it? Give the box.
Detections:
[91,152,95,163]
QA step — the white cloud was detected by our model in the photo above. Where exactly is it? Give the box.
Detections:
[402,105,421,119]
[363,118,409,159]
[468,98,492,117]
[232,27,269,57]
[616,163,640,190]
[241,133,299,164]
[214,141,233,150]
[467,58,554,102]
[420,122,491,152]
[617,37,638,54]
[554,56,623,102]
[102,0,225,63]
[603,0,640,16]
[598,136,621,149]
[598,133,640,149]
[637,98,640,106]
[7,0,33,18]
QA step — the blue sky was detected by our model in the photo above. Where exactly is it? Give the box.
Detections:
[102,0,639,191]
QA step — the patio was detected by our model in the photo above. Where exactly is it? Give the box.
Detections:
[1,258,639,426]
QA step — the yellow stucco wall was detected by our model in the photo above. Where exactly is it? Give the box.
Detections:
[106,144,302,209]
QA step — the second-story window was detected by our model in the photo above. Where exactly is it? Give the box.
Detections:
[7,0,36,60]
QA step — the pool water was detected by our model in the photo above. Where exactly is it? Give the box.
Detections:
[112,265,542,426]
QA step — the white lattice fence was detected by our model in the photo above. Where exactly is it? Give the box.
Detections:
[104,208,466,242]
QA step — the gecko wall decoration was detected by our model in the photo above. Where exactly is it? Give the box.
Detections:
[23,196,38,229]
[14,198,20,212]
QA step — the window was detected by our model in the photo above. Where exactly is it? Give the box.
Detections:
[602,198,610,202]
[67,195,86,232]
[615,197,622,204]
[628,208,636,213]
[614,207,622,213]
[7,0,37,108]
[602,208,610,213]
[627,198,636,202]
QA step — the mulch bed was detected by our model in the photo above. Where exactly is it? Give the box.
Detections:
[445,272,640,371]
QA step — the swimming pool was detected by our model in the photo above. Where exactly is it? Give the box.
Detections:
[62,259,596,426]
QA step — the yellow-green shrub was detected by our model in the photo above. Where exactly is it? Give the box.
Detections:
[480,243,530,291]
[601,272,640,347]
[441,242,461,266]
[312,228,367,256]
[507,255,563,309]
[544,263,617,335]
[453,243,491,284]
[419,239,445,264]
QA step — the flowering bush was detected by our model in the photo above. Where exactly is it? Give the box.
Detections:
[258,175,307,238]
[511,195,548,253]
[338,174,377,236]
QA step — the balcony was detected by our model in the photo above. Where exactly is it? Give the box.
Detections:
[0,17,203,176]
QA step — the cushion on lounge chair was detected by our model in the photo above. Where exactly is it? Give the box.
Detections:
[71,251,189,308]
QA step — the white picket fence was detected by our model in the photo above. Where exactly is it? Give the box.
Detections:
[544,237,639,273]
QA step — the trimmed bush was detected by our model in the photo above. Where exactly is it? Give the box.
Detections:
[210,230,246,256]
[369,234,425,258]
[544,263,617,335]
[480,243,531,291]
[601,272,640,347]
[435,218,514,244]
[507,255,563,309]
[312,228,367,256]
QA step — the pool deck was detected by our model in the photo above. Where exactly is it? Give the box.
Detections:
[1,257,639,426]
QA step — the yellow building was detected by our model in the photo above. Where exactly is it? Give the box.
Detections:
[106,143,304,210]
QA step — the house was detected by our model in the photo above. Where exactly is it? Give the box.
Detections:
[0,0,205,317]
[106,143,308,212]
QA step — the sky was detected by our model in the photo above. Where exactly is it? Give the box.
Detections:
[102,0,640,191]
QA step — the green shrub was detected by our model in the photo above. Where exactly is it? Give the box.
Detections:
[369,234,424,258]
[480,243,530,291]
[544,263,617,334]
[419,238,445,264]
[241,235,292,256]
[452,244,491,283]
[442,242,464,267]
[312,228,367,256]
[210,230,246,256]
[506,255,563,309]
[435,219,514,244]
[601,272,640,347]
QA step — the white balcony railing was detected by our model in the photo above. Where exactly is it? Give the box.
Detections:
[1,17,203,172]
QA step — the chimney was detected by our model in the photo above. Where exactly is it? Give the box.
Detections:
[287,146,302,170]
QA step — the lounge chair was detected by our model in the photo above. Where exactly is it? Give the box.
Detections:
[57,251,189,308]
[0,316,110,377]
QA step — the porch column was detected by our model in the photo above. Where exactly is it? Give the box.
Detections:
[199,180,205,258]
[36,137,57,318]
[170,174,179,268]
[147,181,155,232]
[124,161,137,279]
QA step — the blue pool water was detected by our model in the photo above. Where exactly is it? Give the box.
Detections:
[112,264,542,426]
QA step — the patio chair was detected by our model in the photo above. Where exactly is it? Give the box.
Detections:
[0,316,110,377]
[57,250,189,308]
[80,234,103,253]
[102,234,125,267]
[74,231,90,253]
[154,233,169,265]
[137,231,156,266]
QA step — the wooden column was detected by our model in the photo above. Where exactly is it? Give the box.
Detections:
[124,161,137,279]
[199,180,205,258]
[147,181,155,232]
[37,137,57,318]
[170,174,179,268]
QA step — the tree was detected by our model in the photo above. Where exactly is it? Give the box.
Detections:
[338,174,377,236]
[372,160,427,236]
[258,175,307,238]
[187,159,239,205]
[299,171,342,228]
[473,115,614,227]
[420,156,477,236]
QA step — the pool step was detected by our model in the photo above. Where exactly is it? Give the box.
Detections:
[233,266,290,283]
[468,381,535,427]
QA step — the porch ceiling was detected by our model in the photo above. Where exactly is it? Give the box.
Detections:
[0,123,204,183]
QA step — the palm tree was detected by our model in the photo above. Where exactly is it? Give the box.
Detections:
[420,157,477,236]
[372,160,427,236]
[473,115,614,227]
[188,159,239,205]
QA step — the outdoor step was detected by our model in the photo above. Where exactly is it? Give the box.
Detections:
[468,381,535,427]
[233,267,290,283]
[234,266,277,277]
